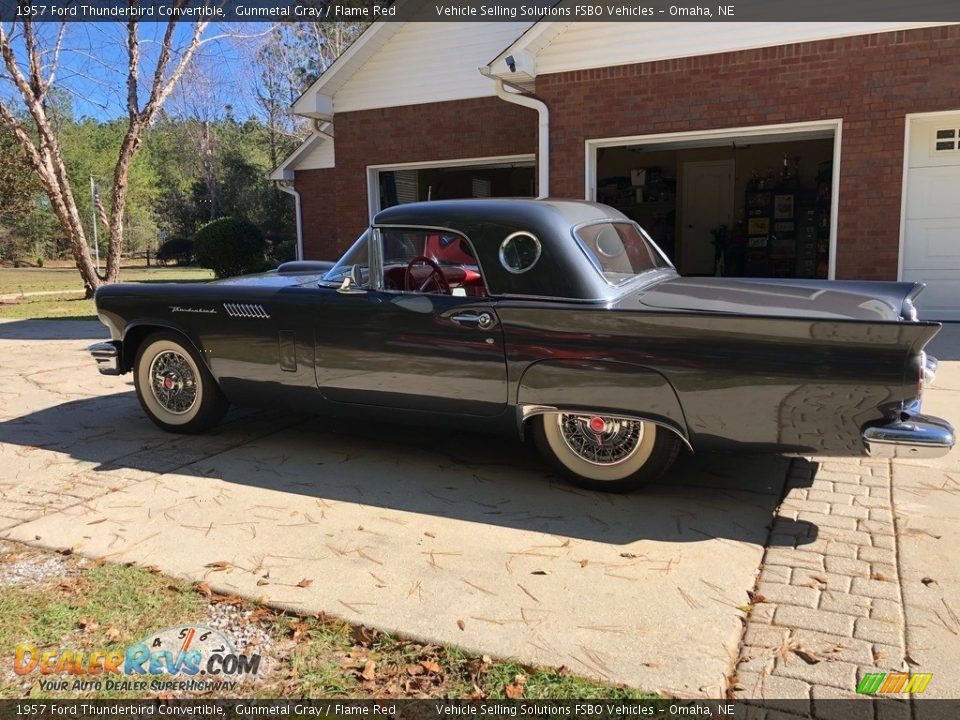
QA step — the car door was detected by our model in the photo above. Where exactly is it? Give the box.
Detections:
[314,227,508,416]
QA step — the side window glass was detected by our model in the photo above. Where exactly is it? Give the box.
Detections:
[322,230,371,287]
[379,228,487,297]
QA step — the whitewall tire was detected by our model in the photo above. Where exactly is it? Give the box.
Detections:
[532,412,681,492]
[134,333,229,433]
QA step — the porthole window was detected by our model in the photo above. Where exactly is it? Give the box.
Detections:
[499,232,541,274]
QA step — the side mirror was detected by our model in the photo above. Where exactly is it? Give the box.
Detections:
[337,265,368,295]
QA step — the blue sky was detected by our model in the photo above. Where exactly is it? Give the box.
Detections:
[5,22,268,121]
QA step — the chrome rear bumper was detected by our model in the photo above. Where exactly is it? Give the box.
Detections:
[924,353,938,386]
[88,341,122,376]
[863,414,955,459]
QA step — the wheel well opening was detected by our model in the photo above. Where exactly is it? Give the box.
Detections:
[122,325,192,373]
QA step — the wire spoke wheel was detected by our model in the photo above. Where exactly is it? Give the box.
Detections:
[148,350,199,415]
[533,410,680,492]
[134,334,228,433]
[557,413,644,466]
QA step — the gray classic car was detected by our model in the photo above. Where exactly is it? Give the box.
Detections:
[90,199,954,492]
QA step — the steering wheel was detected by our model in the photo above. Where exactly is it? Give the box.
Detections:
[404,256,451,294]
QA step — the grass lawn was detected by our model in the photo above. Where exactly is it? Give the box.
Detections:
[1,541,658,701]
[0,266,214,321]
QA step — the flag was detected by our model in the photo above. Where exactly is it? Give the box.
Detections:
[93,185,110,229]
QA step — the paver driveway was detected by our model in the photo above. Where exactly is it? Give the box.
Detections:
[0,319,798,696]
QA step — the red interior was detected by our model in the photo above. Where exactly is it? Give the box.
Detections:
[382,233,487,296]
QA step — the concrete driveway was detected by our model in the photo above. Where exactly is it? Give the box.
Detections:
[0,318,801,696]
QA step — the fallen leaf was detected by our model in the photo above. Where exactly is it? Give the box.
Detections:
[922,577,938,587]
[579,559,589,568]
[792,648,820,665]
[351,625,379,647]
[619,552,639,559]
[405,664,424,676]
[872,572,888,581]
[748,592,767,604]
[361,660,376,681]
[505,683,524,699]
[457,619,466,631]
[59,547,74,556]
[105,627,121,642]
[78,618,99,633]
[249,607,272,623]
[256,579,269,586]
[420,660,442,674]
[905,653,921,666]
[530,570,549,576]
[194,582,212,598]
[296,578,313,589]
[289,621,310,642]
[204,561,230,571]
[424,532,436,538]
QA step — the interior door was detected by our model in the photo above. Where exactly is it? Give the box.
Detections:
[680,160,735,275]
[314,229,508,416]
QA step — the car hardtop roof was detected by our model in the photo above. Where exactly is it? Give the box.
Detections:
[372,198,630,234]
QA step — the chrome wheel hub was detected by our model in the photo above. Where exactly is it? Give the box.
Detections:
[149,350,198,415]
[557,414,644,466]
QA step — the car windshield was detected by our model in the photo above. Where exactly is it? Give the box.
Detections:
[321,231,370,286]
[574,222,672,285]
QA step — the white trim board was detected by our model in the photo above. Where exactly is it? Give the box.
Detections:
[365,154,536,220]
[584,119,843,280]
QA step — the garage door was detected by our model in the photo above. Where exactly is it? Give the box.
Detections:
[903,115,960,321]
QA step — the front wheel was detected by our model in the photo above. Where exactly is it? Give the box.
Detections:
[134,333,229,433]
[532,412,681,493]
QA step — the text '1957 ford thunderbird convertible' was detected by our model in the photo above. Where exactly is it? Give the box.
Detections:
[89,199,955,492]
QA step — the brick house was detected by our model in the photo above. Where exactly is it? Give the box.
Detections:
[271,21,960,319]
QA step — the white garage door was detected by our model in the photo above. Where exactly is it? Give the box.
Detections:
[903,115,960,321]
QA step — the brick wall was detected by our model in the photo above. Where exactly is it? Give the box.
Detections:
[538,25,960,280]
[295,96,538,260]
[294,168,338,260]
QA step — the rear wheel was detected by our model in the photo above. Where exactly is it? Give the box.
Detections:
[134,333,229,433]
[532,412,680,493]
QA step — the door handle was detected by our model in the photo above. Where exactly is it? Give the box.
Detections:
[450,311,494,329]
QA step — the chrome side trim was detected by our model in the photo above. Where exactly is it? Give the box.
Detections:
[863,414,955,459]
[88,341,122,376]
[223,303,270,319]
[516,403,692,450]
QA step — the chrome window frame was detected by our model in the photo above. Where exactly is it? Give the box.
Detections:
[371,224,491,297]
[570,219,675,289]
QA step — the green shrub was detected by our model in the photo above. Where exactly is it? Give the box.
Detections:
[156,236,195,265]
[194,217,266,278]
[270,239,297,265]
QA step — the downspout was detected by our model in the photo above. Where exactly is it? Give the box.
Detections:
[480,70,549,199]
[277,182,304,261]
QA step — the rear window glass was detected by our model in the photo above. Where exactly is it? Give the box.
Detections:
[574,222,672,285]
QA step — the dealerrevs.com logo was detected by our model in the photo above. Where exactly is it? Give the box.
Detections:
[856,672,933,695]
[13,625,261,693]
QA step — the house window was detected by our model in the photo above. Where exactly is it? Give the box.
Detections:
[934,128,959,152]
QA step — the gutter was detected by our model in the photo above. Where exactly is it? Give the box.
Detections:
[480,70,549,198]
[277,182,304,261]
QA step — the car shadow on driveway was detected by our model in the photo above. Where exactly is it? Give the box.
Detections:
[0,392,817,548]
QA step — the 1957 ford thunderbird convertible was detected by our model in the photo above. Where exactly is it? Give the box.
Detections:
[89,199,955,492]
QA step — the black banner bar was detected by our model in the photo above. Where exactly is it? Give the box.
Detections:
[2,0,960,23]
[1,700,960,720]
